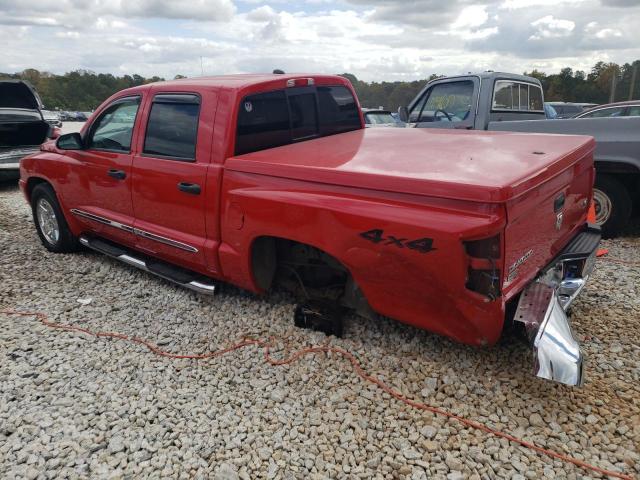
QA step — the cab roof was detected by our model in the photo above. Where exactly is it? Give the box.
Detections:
[124,73,352,95]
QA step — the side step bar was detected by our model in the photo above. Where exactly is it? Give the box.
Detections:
[79,236,216,295]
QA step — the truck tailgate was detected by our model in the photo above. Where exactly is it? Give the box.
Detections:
[501,138,595,299]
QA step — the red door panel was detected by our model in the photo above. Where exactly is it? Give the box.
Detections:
[59,95,143,246]
[131,158,209,271]
[131,89,218,274]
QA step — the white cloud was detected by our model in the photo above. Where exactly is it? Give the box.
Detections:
[529,15,575,39]
[452,5,489,29]
[0,0,638,82]
[501,0,586,9]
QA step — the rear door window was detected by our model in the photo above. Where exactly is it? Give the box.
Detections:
[235,85,361,155]
[143,94,200,160]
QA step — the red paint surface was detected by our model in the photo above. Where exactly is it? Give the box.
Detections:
[20,74,595,347]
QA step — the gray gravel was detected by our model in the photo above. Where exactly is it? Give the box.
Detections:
[1,181,639,479]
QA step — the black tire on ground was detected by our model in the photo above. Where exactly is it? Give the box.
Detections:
[594,174,632,238]
[31,183,79,253]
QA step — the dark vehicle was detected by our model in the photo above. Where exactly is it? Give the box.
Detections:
[400,72,640,237]
[0,80,51,181]
[574,100,640,119]
[547,102,597,119]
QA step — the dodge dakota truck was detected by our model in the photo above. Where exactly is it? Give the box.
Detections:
[20,73,600,386]
[399,71,640,237]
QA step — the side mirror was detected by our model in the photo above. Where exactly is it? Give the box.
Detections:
[56,132,84,150]
[398,106,409,123]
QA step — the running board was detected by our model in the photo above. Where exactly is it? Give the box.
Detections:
[79,236,216,295]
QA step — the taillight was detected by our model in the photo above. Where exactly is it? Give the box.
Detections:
[464,235,501,300]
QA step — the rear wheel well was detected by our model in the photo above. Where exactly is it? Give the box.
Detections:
[251,236,374,317]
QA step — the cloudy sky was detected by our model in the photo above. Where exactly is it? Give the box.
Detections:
[0,0,638,81]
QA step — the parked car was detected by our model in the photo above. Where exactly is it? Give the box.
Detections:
[574,100,640,119]
[58,111,74,121]
[20,73,600,386]
[362,108,403,127]
[0,80,52,181]
[399,72,640,237]
[41,109,62,128]
[547,102,597,119]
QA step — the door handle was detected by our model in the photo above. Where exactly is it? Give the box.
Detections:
[107,169,126,180]
[178,182,201,195]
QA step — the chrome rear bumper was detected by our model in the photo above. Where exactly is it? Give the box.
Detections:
[515,226,600,386]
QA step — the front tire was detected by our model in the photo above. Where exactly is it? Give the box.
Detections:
[593,174,632,238]
[31,183,79,253]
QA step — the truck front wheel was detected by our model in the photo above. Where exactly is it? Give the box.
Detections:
[31,183,79,253]
[593,174,631,238]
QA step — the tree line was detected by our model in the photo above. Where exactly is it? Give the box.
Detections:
[1,60,638,112]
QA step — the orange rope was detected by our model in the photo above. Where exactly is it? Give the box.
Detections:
[0,308,633,480]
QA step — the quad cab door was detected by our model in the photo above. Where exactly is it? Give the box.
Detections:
[131,90,218,274]
[62,95,142,245]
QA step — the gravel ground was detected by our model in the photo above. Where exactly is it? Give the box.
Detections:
[1,181,638,480]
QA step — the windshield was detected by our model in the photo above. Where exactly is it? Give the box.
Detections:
[410,80,473,123]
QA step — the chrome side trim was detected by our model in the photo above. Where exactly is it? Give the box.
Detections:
[132,228,198,253]
[70,209,134,233]
[78,236,215,295]
[71,209,197,253]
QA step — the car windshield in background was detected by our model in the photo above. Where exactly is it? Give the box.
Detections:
[235,85,360,155]
[410,80,473,123]
[365,112,395,124]
[578,106,627,118]
[553,105,582,116]
[492,80,543,112]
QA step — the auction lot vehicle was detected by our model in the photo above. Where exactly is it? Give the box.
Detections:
[401,72,640,237]
[574,100,640,119]
[20,74,600,386]
[547,102,597,119]
[0,80,52,181]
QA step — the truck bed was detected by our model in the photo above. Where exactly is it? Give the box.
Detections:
[227,128,594,203]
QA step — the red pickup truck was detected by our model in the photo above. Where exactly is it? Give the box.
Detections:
[20,74,600,386]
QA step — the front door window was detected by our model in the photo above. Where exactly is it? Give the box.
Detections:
[88,97,140,152]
